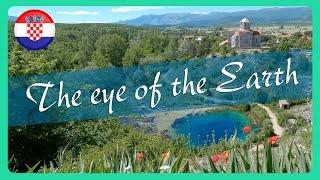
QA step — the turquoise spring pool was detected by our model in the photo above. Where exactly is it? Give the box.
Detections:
[172,111,256,146]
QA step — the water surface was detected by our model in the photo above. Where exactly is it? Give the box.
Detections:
[172,111,256,146]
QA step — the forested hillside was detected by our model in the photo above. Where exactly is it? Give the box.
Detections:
[8,22,312,77]
[9,23,227,77]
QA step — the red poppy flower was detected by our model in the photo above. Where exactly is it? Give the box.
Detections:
[242,125,252,134]
[221,151,229,162]
[268,135,279,145]
[188,160,194,166]
[210,154,220,163]
[136,152,144,160]
[161,152,169,159]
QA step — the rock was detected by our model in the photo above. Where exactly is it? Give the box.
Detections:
[288,118,297,124]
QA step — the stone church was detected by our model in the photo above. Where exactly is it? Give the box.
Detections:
[227,18,261,48]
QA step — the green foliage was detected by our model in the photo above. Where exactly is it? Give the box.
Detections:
[237,104,251,112]
[8,23,232,76]
[122,43,144,66]
[230,49,237,56]
[278,112,295,126]
[261,35,277,43]
[27,138,311,173]
[8,123,70,172]
[245,105,273,142]
[178,39,198,59]
[8,118,174,172]
[92,34,129,67]
[273,32,312,52]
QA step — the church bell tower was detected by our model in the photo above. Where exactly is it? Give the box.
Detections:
[240,18,250,30]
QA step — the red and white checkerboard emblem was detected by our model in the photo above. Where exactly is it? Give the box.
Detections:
[15,9,55,50]
[26,23,43,41]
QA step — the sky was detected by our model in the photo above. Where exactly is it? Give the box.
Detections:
[9,6,290,24]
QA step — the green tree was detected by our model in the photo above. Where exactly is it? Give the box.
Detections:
[74,36,95,69]
[122,44,144,66]
[92,34,129,67]
[163,37,179,60]
[179,39,197,59]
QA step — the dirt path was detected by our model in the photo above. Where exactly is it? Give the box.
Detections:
[257,103,284,136]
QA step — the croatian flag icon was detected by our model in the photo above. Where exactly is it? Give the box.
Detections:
[14,9,55,50]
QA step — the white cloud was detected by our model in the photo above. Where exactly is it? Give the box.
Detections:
[57,11,99,16]
[111,6,165,13]
[191,11,209,15]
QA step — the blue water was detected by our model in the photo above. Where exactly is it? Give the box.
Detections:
[172,111,256,146]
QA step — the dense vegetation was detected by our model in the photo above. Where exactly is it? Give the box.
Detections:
[268,99,310,127]
[9,23,228,77]
[9,23,311,77]
[9,119,173,172]
[262,31,312,51]
[8,22,312,173]
[9,118,311,173]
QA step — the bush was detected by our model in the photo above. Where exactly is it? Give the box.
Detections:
[8,118,173,172]
[278,112,295,126]
[237,104,251,112]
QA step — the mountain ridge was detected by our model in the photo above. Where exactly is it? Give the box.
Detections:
[119,7,311,27]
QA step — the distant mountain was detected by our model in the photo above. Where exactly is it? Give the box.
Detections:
[8,16,17,22]
[119,7,311,27]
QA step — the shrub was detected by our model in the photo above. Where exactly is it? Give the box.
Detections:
[278,112,295,126]
[237,104,251,112]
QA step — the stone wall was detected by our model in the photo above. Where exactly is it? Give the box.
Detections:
[239,31,253,48]
[252,35,261,47]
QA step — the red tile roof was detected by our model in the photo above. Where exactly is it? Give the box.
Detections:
[253,31,260,36]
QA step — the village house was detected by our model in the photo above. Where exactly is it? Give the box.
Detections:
[279,99,290,109]
[227,18,261,49]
